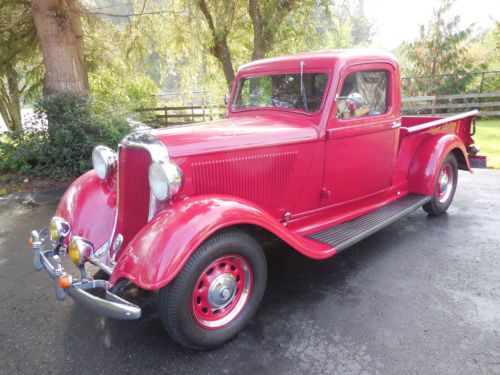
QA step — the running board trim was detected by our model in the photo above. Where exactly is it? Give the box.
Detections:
[306,194,431,252]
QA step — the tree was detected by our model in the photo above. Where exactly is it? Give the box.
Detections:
[398,0,481,95]
[248,0,297,60]
[195,0,240,89]
[0,0,43,131]
[350,0,372,46]
[31,0,89,97]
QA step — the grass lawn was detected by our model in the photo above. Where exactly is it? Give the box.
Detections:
[475,119,500,169]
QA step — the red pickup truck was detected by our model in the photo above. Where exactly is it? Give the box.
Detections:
[30,50,483,349]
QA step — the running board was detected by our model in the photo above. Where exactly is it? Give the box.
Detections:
[306,194,431,252]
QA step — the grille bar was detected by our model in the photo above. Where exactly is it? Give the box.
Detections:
[113,147,151,251]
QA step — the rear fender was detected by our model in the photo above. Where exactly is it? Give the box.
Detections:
[110,195,332,290]
[408,133,470,196]
[55,171,116,250]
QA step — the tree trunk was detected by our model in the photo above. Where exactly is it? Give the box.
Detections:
[212,37,235,90]
[31,0,88,97]
[0,70,22,132]
[248,0,265,61]
[248,0,295,61]
[197,0,235,90]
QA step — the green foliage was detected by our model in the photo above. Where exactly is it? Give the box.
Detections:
[0,94,132,178]
[0,127,48,175]
[398,0,487,95]
[89,68,158,117]
[480,21,500,93]
[83,16,159,118]
[106,0,371,102]
[0,0,43,131]
[40,94,132,177]
[474,119,500,169]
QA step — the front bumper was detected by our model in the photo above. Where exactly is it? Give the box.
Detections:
[30,229,141,320]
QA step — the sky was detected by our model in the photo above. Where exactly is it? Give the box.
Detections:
[364,0,500,50]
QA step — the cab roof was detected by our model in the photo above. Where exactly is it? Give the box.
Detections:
[238,49,398,74]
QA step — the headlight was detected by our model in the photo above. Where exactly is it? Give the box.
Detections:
[49,217,71,241]
[148,160,182,201]
[92,145,117,180]
[68,236,94,266]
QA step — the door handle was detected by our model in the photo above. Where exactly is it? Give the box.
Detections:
[391,121,401,129]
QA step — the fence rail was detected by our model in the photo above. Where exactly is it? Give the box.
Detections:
[138,91,500,127]
[137,104,226,126]
[402,92,500,117]
[401,70,500,97]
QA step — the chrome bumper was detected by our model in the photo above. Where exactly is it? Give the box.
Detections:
[30,229,141,320]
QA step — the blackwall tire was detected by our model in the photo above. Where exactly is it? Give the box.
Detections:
[423,153,458,216]
[159,228,267,349]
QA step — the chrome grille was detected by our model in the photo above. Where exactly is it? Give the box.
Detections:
[113,146,151,252]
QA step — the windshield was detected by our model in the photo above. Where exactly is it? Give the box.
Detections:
[232,73,328,113]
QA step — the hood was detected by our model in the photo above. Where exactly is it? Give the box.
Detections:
[150,114,319,158]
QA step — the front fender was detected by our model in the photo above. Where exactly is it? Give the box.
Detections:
[408,133,471,196]
[55,170,116,251]
[110,195,332,290]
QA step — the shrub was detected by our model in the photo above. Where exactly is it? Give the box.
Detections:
[0,128,48,175]
[0,94,133,179]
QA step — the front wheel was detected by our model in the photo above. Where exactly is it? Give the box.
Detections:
[423,153,458,216]
[159,229,267,349]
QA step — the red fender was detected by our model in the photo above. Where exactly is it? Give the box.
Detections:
[55,170,116,250]
[109,195,332,290]
[408,133,471,196]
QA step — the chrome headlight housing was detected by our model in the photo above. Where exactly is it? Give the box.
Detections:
[49,217,71,241]
[92,145,117,180]
[148,160,183,201]
[68,236,94,266]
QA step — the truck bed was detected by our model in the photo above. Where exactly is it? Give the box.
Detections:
[401,110,478,134]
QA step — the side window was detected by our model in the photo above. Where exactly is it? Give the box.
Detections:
[337,71,388,119]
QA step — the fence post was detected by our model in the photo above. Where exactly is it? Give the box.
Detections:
[164,106,168,126]
[479,72,485,93]
[191,93,194,123]
[202,91,206,122]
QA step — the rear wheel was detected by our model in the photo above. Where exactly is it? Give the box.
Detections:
[423,153,458,216]
[159,229,267,349]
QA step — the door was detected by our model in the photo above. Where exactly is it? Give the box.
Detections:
[322,64,400,206]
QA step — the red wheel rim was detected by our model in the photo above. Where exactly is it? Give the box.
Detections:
[437,164,454,203]
[191,254,253,329]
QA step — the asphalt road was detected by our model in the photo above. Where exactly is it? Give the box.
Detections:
[1,170,499,375]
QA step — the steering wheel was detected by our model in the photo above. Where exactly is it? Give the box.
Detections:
[295,96,321,111]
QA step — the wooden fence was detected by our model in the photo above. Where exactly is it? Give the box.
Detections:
[137,92,500,127]
[402,92,500,117]
[137,104,226,126]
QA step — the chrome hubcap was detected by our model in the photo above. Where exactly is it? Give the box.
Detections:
[208,274,237,309]
[191,254,253,329]
[437,164,454,203]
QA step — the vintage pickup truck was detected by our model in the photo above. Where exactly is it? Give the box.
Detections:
[29,50,483,349]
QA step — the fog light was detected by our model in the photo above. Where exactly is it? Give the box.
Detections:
[59,273,73,289]
[49,217,71,241]
[68,236,94,266]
